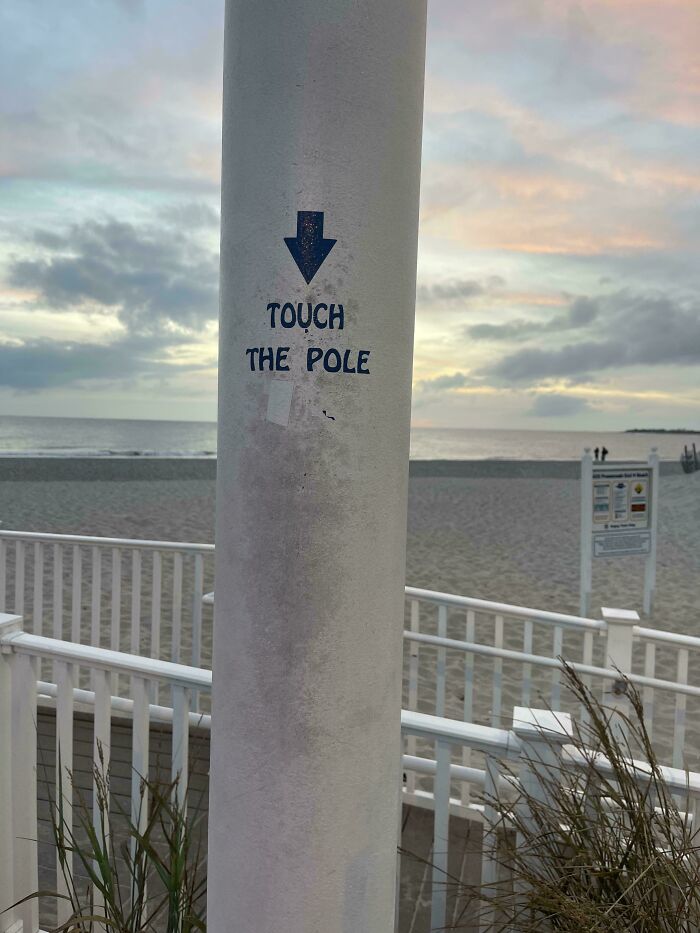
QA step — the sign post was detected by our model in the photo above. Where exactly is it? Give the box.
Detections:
[580,448,659,616]
[208,1,427,931]
[644,448,660,614]
[580,448,594,617]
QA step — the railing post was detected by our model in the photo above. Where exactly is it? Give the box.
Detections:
[0,613,24,932]
[602,607,638,738]
[513,706,573,811]
[511,707,573,924]
[11,653,39,933]
[430,737,452,932]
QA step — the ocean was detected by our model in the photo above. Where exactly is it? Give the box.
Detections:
[0,414,697,462]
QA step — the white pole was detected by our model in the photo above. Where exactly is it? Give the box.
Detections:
[643,448,660,615]
[208,1,427,930]
[580,449,593,616]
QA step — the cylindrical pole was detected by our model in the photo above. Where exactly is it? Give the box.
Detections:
[208,1,427,930]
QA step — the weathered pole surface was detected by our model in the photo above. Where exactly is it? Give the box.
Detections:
[208,0,427,930]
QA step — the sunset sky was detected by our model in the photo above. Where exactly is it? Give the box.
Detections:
[1,0,698,429]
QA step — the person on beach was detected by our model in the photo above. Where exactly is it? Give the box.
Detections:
[594,447,600,461]
[601,446,609,461]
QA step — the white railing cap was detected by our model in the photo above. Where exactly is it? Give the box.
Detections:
[0,612,22,627]
[513,707,573,742]
[601,607,640,625]
[0,613,23,643]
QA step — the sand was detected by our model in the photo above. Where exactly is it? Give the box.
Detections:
[1,458,695,625]
[1,459,699,763]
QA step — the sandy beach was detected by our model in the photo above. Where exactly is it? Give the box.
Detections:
[1,457,699,762]
[0,457,695,626]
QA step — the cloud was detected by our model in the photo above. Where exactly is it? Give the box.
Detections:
[416,372,471,392]
[484,292,700,385]
[113,0,144,12]
[488,340,618,383]
[0,333,196,391]
[1,213,219,393]
[469,296,598,341]
[417,276,505,305]
[412,371,474,409]
[9,218,219,334]
[158,201,220,230]
[528,393,592,417]
[2,0,698,426]
[0,1,224,191]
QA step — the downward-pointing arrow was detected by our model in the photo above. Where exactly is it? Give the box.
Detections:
[284,211,337,284]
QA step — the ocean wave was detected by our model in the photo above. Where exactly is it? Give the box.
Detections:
[0,449,217,459]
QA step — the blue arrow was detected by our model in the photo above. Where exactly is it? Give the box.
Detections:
[284,211,337,284]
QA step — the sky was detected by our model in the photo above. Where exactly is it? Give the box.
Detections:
[1,0,698,430]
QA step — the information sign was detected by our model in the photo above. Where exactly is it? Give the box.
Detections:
[592,465,652,557]
[580,451,659,616]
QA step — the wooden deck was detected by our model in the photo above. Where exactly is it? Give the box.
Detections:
[35,707,483,932]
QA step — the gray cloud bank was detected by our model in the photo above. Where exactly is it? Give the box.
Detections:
[2,209,218,390]
[10,216,219,335]
[528,393,592,417]
[417,276,505,305]
[481,292,700,385]
[0,335,190,390]
[469,297,598,341]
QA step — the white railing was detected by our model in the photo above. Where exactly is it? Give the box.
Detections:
[2,530,700,769]
[0,611,509,933]
[0,530,214,711]
[0,612,210,933]
[403,589,700,771]
[3,610,700,933]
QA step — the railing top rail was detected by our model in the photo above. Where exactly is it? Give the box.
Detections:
[0,529,215,553]
[564,746,700,796]
[1,631,213,689]
[401,708,521,757]
[405,586,605,631]
[206,582,606,630]
[404,630,700,699]
[635,625,700,652]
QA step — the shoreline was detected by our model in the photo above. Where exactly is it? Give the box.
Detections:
[0,456,683,482]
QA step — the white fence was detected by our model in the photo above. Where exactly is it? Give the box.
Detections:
[0,611,210,933]
[2,529,700,768]
[404,589,700,771]
[3,609,700,933]
[0,531,214,711]
[0,610,512,933]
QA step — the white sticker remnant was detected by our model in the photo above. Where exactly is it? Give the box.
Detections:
[266,380,294,426]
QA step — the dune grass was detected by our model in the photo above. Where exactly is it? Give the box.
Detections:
[454,665,700,931]
[23,751,206,933]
